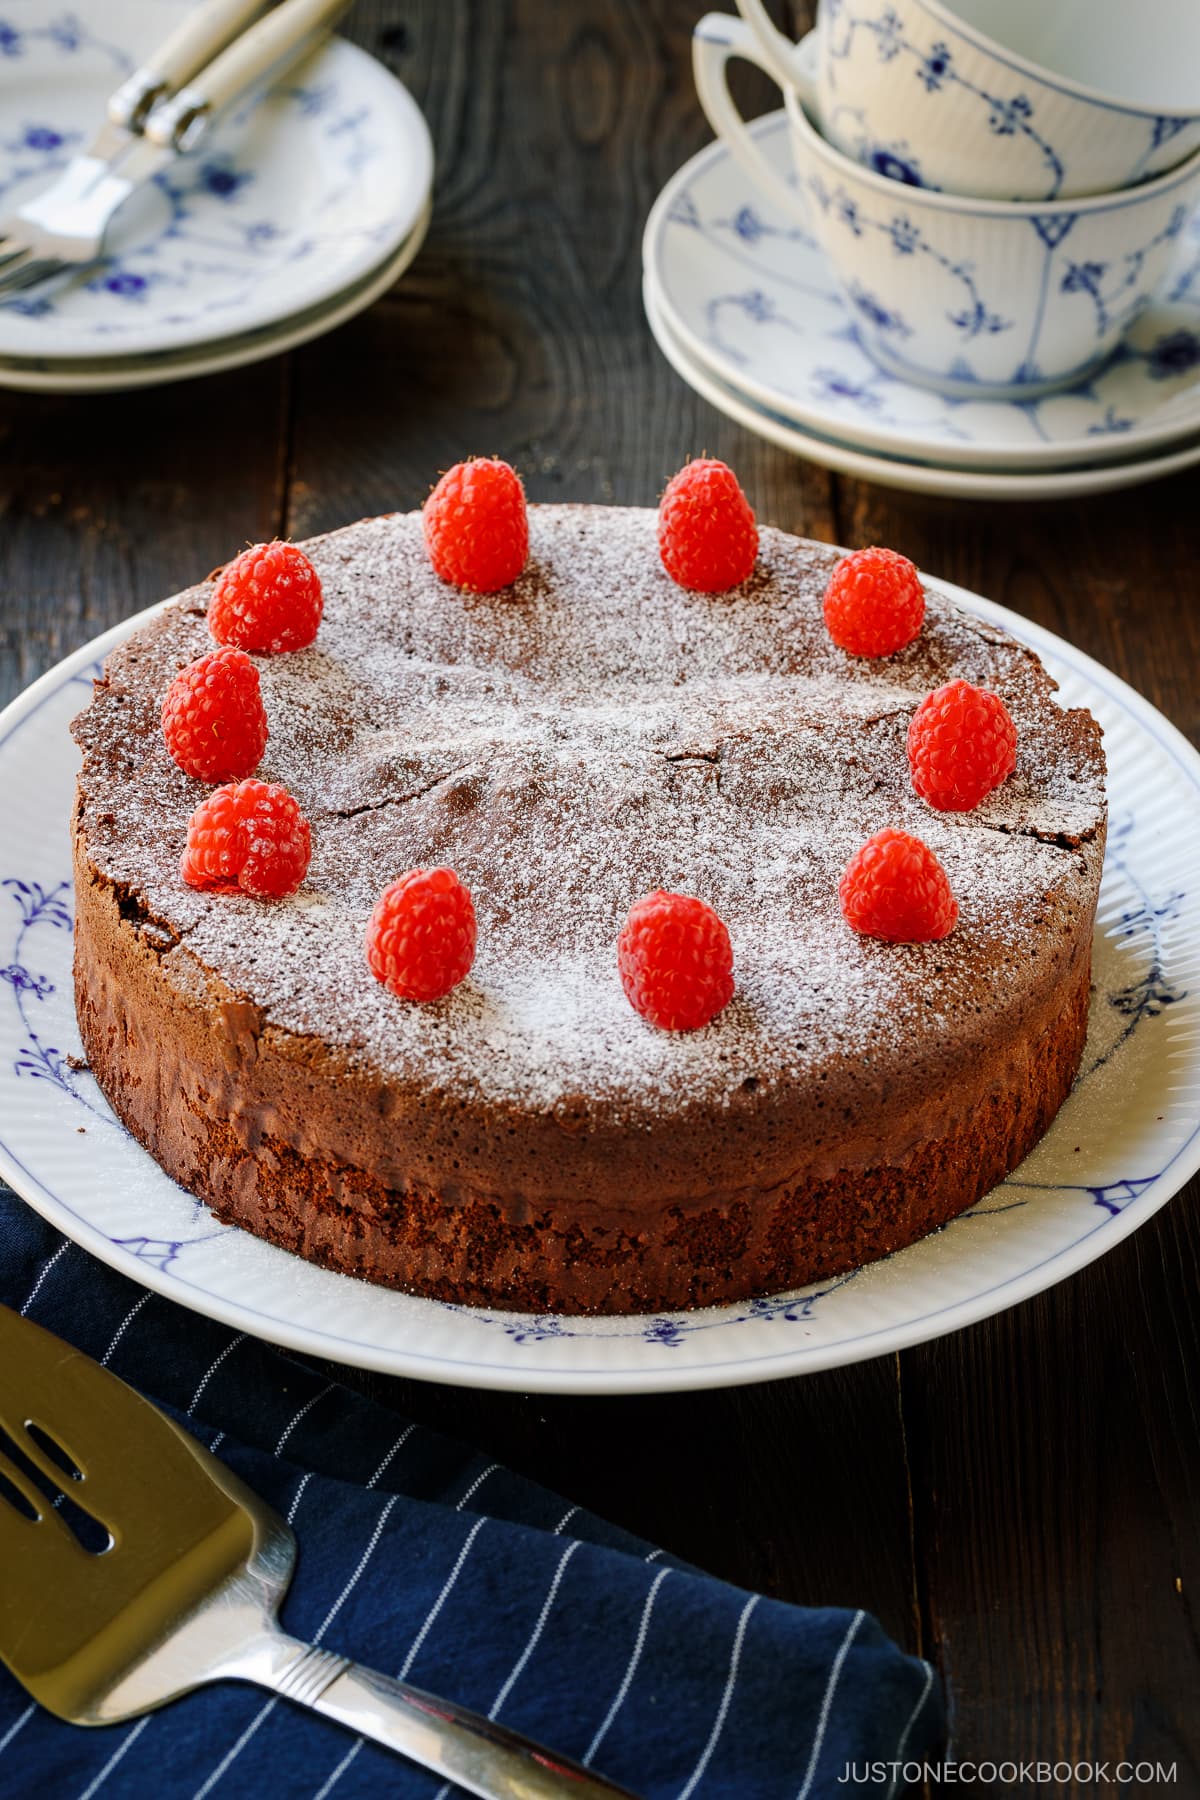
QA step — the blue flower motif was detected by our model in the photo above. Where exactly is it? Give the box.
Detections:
[47,17,82,51]
[1109,955,1183,1021]
[1061,260,1107,297]
[849,283,911,337]
[21,124,63,152]
[0,22,21,55]
[731,204,766,243]
[948,297,1011,338]
[104,271,147,298]
[871,148,925,187]
[875,7,902,60]
[1086,405,1133,435]
[0,963,52,999]
[499,1315,570,1345]
[244,220,281,247]
[737,288,775,323]
[916,41,952,91]
[812,367,883,411]
[988,93,1032,137]
[199,162,250,200]
[888,213,921,253]
[288,82,336,118]
[15,1040,69,1084]
[836,193,862,235]
[3,880,71,931]
[2,292,54,317]
[1145,328,1200,378]
[643,1317,687,1348]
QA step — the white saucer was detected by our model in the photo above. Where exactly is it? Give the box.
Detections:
[644,112,1200,474]
[0,200,430,392]
[2,595,1200,1392]
[646,270,1200,500]
[0,0,433,362]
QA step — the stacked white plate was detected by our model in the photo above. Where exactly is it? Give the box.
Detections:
[643,112,1200,500]
[0,0,433,392]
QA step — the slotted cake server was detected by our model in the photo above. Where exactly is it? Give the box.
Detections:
[0,1303,637,1798]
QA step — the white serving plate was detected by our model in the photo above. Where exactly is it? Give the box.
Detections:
[0,0,432,361]
[1,594,1198,1393]
[644,111,1200,473]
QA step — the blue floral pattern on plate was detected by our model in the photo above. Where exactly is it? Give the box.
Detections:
[645,114,1200,473]
[0,0,433,361]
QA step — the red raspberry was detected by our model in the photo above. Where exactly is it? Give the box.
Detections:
[208,541,323,654]
[657,458,758,593]
[617,890,735,1031]
[161,646,268,783]
[423,458,529,593]
[824,546,925,656]
[839,829,958,943]
[180,780,311,899]
[366,867,477,1001]
[907,680,1018,812]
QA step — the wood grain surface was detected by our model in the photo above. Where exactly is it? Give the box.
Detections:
[1,2,1197,1791]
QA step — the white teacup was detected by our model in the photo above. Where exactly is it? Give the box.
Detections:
[693,14,1200,399]
[737,0,1200,202]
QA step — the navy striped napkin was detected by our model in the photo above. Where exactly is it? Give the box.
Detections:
[0,1190,943,1798]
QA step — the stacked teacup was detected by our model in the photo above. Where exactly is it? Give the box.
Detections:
[692,0,1200,400]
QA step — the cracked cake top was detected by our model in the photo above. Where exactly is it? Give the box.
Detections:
[72,506,1106,1126]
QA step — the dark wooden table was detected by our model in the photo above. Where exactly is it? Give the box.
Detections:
[2,2,1198,1791]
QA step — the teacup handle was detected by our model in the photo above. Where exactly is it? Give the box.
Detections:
[733,0,810,90]
[692,13,814,228]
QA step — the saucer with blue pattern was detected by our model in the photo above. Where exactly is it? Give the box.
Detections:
[0,0,432,363]
[645,268,1200,500]
[643,111,1200,474]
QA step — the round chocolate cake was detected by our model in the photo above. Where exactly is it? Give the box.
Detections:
[71,507,1106,1314]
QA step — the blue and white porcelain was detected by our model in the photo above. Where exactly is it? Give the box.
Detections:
[736,0,1200,202]
[0,0,433,363]
[643,111,1200,475]
[645,272,1200,501]
[0,201,430,393]
[2,600,1200,1393]
[695,16,1200,400]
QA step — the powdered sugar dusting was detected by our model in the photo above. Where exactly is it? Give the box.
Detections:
[73,508,1106,1121]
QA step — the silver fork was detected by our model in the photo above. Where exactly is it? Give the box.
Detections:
[0,0,351,298]
[0,0,270,271]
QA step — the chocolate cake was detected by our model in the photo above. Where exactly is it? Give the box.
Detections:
[70,508,1106,1314]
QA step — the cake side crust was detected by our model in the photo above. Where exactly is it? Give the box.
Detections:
[73,818,1096,1313]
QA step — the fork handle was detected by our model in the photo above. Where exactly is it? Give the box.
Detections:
[145,0,351,152]
[261,1638,640,1800]
[108,0,270,131]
